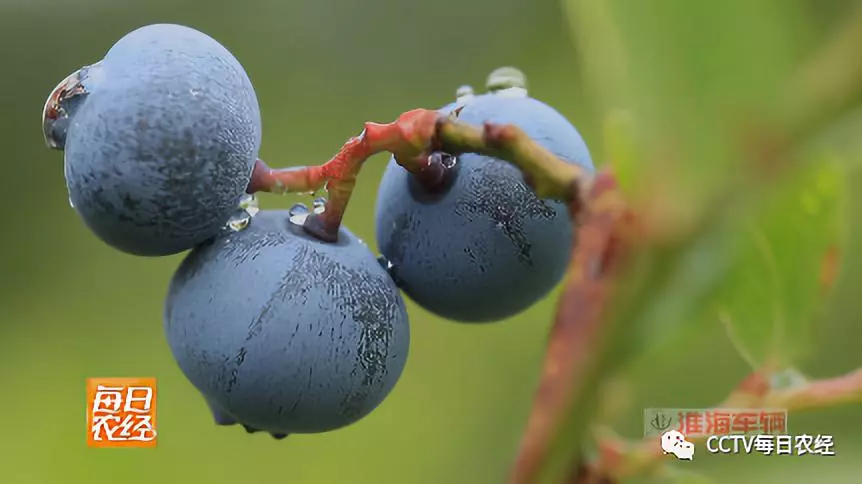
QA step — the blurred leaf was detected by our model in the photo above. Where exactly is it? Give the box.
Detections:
[626,159,847,372]
[566,0,810,232]
[711,159,847,367]
[603,110,639,196]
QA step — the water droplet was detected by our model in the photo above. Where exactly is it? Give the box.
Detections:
[238,193,259,217]
[312,197,327,214]
[227,211,251,232]
[288,202,309,225]
[456,85,474,97]
[289,203,309,216]
[441,154,458,169]
[455,84,475,104]
[271,179,286,195]
[377,255,399,284]
[486,67,528,96]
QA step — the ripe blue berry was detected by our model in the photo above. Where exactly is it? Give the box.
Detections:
[374,91,594,322]
[165,210,410,435]
[43,24,262,256]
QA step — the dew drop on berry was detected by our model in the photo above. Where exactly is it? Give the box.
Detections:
[441,154,458,169]
[455,85,475,105]
[486,66,528,97]
[376,255,400,284]
[312,197,327,214]
[288,202,310,225]
[226,211,252,232]
[238,193,259,217]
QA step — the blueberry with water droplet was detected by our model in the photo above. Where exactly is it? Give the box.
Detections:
[165,210,410,435]
[43,24,261,256]
[375,79,594,322]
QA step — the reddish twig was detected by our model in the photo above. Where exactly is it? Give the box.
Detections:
[576,367,862,481]
[248,109,441,241]
[510,170,634,484]
[248,108,590,241]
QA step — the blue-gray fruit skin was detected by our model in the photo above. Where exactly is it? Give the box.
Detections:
[374,94,594,322]
[60,24,261,256]
[165,210,410,435]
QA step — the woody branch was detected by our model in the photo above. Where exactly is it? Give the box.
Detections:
[509,171,632,484]
[247,109,593,241]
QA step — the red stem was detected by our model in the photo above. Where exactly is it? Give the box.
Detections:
[511,170,632,484]
[247,109,446,241]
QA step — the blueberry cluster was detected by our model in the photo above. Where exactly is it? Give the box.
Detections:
[43,24,592,439]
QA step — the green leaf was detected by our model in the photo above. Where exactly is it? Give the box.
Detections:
[711,159,847,367]
[565,0,812,228]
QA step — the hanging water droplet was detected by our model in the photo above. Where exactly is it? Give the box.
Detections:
[312,197,327,215]
[238,193,259,217]
[486,67,528,97]
[288,202,310,225]
[226,211,251,232]
[455,84,475,105]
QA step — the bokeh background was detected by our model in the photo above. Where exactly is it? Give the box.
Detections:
[2,0,862,482]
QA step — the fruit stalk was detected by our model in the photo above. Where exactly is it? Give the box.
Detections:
[248,109,593,241]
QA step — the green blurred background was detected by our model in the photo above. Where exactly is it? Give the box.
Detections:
[2,0,861,482]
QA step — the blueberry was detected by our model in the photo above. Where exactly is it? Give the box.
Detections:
[165,210,410,434]
[44,24,262,256]
[374,94,594,322]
